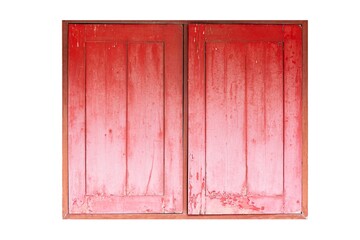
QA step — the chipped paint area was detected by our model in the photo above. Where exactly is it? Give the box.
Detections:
[71,194,179,214]
[206,191,264,214]
[71,196,93,213]
[71,193,116,213]
[188,180,205,213]
[188,169,206,214]
[161,195,177,213]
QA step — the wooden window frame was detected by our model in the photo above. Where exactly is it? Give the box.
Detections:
[62,20,308,219]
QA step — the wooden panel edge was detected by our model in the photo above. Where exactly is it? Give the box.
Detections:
[62,20,308,25]
[183,25,189,215]
[64,213,306,219]
[62,20,69,219]
[301,20,308,218]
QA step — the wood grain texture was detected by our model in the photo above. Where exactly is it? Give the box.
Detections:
[127,42,164,196]
[65,20,309,25]
[182,25,189,214]
[205,42,246,195]
[65,212,306,219]
[204,24,283,42]
[246,42,283,196]
[63,20,307,219]
[301,21,308,217]
[67,24,183,214]
[68,24,86,214]
[188,24,304,215]
[283,25,302,213]
[85,42,127,196]
[163,26,184,213]
[62,21,69,217]
[188,24,206,215]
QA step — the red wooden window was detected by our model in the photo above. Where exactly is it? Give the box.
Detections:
[66,24,183,214]
[63,21,307,218]
[188,24,303,215]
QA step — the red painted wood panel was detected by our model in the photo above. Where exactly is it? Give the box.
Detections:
[204,24,284,42]
[68,24,86,210]
[67,23,303,216]
[127,42,164,196]
[205,42,247,195]
[68,24,183,214]
[246,42,283,196]
[163,29,184,213]
[284,25,302,213]
[86,42,127,196]
[188,24,302,215]
[188,24,206,214]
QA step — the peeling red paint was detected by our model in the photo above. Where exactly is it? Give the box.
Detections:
[71,197,93,213]
[72,193,180,214]
[188,166,206,214]
[207,191,262,211]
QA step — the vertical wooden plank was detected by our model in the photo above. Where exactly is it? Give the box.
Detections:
[246,42,266,195]
[301,21,308,217]
[205,43,226,194]
[86,42,106,196]
[163,25,184,212]
[205,42,246,194]
[105,42,127,195]
[284,25,302,213]
[223,44,247,195]
[68,24,86,213]
[182,25,188,213]
[86,42,127,196]
[264,42,284,196]
[127,42,164,196]
[62,21,69,217]
[246,42,283,196]
[188,24,206,214]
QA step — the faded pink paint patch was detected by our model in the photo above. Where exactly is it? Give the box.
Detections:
[207,191,262,211]
[188,169,206,214]
[71,196,93,213]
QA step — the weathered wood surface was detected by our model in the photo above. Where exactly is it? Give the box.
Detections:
[188,24,302,214]
[68,24,183,214]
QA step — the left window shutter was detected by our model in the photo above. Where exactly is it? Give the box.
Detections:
[67,24,183,214]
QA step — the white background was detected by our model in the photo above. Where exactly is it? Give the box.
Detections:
[1,0,359,239]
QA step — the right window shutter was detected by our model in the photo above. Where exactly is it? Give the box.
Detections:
[188,24,303,215]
